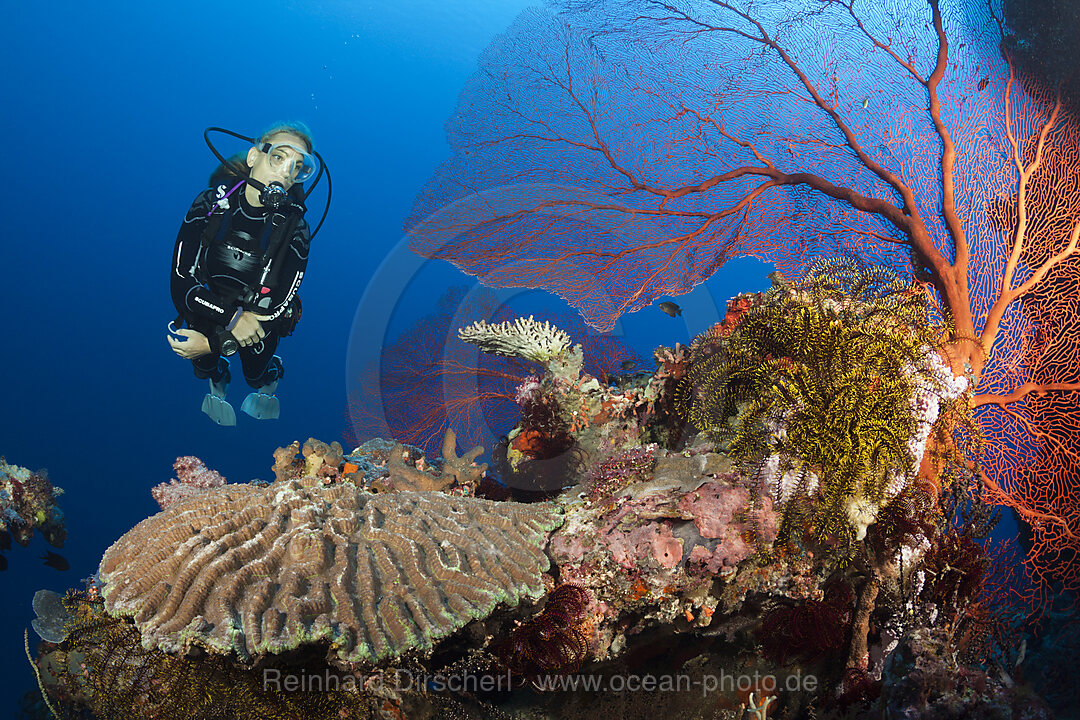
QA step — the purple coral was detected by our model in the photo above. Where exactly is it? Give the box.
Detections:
[151,457,227,511]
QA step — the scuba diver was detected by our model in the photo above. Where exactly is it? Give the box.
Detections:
[167,122,331,425]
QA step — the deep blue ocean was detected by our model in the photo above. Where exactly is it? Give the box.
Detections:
[0,2,777,713]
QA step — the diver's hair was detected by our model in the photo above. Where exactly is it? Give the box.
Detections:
[208,152,249,187]
[257,121,314,153]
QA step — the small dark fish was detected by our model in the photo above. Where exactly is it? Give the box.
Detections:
[41,551,69,571]
[620,360,637,371]
[978,77,989,92]
[0,530,10,551]
[0,554,7,571]
[658,301,683,317]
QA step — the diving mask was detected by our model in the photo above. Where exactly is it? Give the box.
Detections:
[260,142,318,184]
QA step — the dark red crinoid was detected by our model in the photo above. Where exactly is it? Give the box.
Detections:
[920,528,988,611]
[756,578,854,666]
[495,584,593,685]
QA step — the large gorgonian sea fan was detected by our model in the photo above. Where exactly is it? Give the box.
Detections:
[406,0,1002,333]
[407,0,1080,601]
[346,287,527,458]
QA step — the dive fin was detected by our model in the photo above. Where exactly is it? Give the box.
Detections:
[201,393,237,426]
[241,381,280,420]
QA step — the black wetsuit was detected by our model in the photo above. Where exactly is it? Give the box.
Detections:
[171,180,309,388]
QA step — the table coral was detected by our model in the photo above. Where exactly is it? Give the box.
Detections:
[458,315,572,365]
[99,478,562,666]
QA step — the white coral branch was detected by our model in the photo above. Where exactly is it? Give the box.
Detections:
[459,316,572,364]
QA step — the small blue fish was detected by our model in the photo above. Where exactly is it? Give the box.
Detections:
[658,301,683,317]
[41,551,69,571]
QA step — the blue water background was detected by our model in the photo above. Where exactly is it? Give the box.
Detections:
[0,1,780,712]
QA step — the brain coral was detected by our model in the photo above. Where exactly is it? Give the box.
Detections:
[98,477,562,665]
